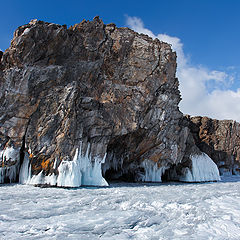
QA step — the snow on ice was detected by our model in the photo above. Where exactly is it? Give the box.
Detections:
[1,177,240,239]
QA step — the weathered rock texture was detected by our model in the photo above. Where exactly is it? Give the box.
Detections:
[0,17,235,186]
[0,17,191,185]
[188,116,240,176]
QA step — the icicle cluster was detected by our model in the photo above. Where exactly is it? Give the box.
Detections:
[0,147,20,183]
[141,160,167,182]
[19,144,108,187]
[180,153,221,182]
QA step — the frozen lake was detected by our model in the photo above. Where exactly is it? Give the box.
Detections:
[1,177,240,239]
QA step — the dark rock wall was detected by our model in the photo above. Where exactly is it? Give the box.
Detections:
[0,17,189,183]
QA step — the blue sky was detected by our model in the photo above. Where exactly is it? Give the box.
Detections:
[1,0,240,121]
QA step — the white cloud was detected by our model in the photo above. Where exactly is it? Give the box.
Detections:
[126,16,240,122]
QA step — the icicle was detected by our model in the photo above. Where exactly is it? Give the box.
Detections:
[141,160,166,182]
[180,153,221,182]
[20,143,108,187]
[80,154,108,186]
[56,148,82,187]
[0,147,20,183]
[0,165,19,183]
[56,144,108,187]
[1,147,19,163]
[102,152,123,175]
[19,154,31,184]
[0,168,4,183]
[53,158,57,169]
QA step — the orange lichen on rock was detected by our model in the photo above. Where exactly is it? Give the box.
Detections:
[41,159,50,171]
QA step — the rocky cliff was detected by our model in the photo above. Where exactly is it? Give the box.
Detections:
[0,17,231,186]
[188,116,240,176]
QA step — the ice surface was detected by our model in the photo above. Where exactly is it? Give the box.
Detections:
[1,177,240,239]
[180,153,221,182]
[20,144,108,187]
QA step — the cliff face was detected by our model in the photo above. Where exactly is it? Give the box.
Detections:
[188,116,240,176]
[0,17,193,186]
[1,17,236,186]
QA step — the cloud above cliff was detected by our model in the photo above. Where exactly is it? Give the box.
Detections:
[126,16,240,122]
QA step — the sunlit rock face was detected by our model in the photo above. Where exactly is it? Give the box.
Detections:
[1,17,232,186]
[0,17,190,185]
